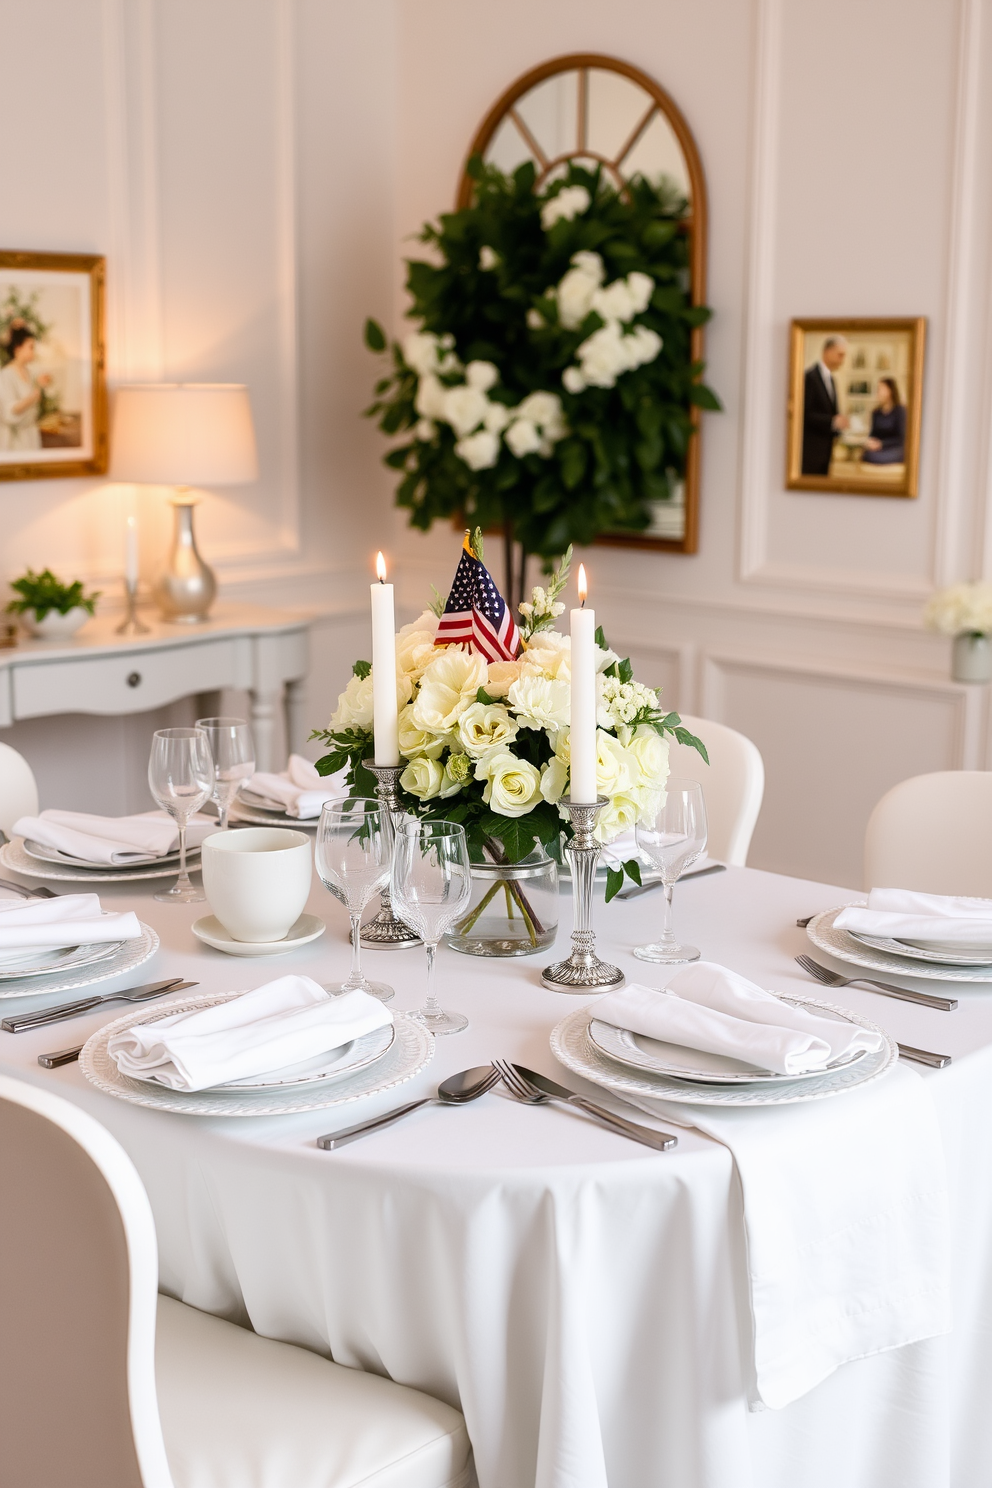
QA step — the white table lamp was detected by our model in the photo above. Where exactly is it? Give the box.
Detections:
[112,383,259,622]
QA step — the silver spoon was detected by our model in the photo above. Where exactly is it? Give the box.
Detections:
[317,1064,499,1149]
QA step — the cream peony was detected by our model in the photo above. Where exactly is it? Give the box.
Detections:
[485,658,524,697]
[412,649,488,732]
[457,701,519,757]
[475,749,543,817]
[508,673,570,731]
[396,612,439,679]
[455,429,500,470]
[442,384,489,438]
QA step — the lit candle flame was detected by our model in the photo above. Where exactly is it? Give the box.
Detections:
[375,551,387,583]
[577,563,588,606]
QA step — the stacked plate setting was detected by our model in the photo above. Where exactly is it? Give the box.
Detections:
[0,834,202,885]
[807,905,992,983]
[0,921,159,1000]
[230,788,319,828]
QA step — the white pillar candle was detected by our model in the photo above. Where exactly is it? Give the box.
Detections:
[125,514,139,588]
[569,564,598,803]
[371,551,399,766]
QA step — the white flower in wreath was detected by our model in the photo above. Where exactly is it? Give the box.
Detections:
[465,360,499,392]
[478,246,500,271]
[441,384,489,438]
[562,366,587,394]
[403,332,442,376]
[483,401,511,434]
[508,673,570,731]
[457,701,520,757]
[555,251,605,329]
[415,373,447,420]
[475,749,543,817]
[412,648,488,732]
[454,429,500,470]
[505,418,542,458]
[415,418,436,441]
[540,184,591,229]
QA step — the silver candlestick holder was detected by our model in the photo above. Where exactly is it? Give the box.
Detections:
[542,797,625,993]
[360,760,422,950]
[115,578,150,636]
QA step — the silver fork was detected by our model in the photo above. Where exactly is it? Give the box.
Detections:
[794,954,956,1011]
[494,1059,677,1150]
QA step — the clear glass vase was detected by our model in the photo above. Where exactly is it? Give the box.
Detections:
[444,847,558,957]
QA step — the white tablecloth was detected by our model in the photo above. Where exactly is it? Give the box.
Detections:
[2,865,991,1488]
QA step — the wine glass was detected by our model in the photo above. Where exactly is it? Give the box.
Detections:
[195,716,256,828]
[391,820,472,1034]
[315,799,394,1002]
[148,727,214,903]
[633,778,708,963]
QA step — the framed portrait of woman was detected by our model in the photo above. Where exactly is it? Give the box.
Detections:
[0,250,107,481]
[785,317,926,497]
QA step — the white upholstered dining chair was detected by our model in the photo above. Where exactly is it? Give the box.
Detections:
[0,741,38,834]
[864,770,992,896]
[0,1074,473,1488]
[666,714,765,867]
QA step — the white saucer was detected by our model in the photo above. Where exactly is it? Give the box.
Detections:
[191,913,326,957]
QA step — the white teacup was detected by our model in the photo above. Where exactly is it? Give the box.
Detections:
[201,827,312,943]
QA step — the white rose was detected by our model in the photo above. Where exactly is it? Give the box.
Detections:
[415,373,447,419]
[595,730,633,797]
[475,749,543,817]
[571,250,605,281]
[540,755,568,805]
[400,755,445,801]
[441,384,488,437]
[628,324,662,366]
[397,702,448,759]
[485,659,524,697]
[627,271,654,314]
[478,246,499,271]
[412,649,488,732]
[457,701,519,756]
[625,725,670,789]
[562,366,587,394]
[556,266,600,329]
[506,418,542,458]
[415,418,436,441]
[402,332,441,376]
[594,791,642,844]
[516,391,564,429]
[594,642,620,673]
[540,184,590,229]
[455,429,500,470]
[592,280,637,324]
[465,360,499,392]
[396,627,437,679]
[508,673,570,731]
[526,308,544,328]
[483,401,511,434]
[577,323,628,388]
[330,672,374,730]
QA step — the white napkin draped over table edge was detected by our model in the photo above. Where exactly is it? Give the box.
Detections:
[107,975,393,1092]
[836,886,992,946]
[243,755,348,819]
[587,962,951,1411]
[0,892,142,952]
[11,809,215,866]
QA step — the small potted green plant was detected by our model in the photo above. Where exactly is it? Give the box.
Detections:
[7,568,100,639]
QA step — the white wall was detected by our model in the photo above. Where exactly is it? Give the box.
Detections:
[2,0,991,884]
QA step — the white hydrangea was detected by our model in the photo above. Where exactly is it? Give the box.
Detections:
[598,676,661,729]
[540,185,591,230]
[924,582,992,636]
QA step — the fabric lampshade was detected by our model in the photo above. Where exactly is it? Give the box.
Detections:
[111,384,258,486]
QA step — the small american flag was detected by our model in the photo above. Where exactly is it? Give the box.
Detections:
[435,538,521,663]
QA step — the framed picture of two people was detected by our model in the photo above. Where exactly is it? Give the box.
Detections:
[786,317,926,497]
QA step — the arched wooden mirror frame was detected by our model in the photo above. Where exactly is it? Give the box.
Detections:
[456,53,709,555]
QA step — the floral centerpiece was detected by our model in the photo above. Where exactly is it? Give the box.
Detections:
[924,582,992,683]
[312,538,705,908]
[363,160,719,603]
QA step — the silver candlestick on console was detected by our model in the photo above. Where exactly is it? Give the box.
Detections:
[542,797,624,992]
[360,760,422,950]
[115,578,150,636]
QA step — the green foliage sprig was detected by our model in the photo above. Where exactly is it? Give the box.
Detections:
[6,568,100,620]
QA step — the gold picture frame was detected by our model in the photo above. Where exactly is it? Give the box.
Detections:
[786,317,926,497]
[0,250,107,481]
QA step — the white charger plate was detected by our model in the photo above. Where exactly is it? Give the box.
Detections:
[23,838,189,870]
[80,992,433,1116]
[588,1014,869,1085]
[0,837,201,884]
[0,922,159,999]
[192,913,326,957]
[808,907,992,983]
[0,937,124,981]
[230,798,319,829]
[849,928,992,966]
[551,998,896,1107]
[210,1023,394,1091]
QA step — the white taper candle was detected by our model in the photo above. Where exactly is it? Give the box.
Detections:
[371,551,399,766]
[125,514,139,588]
[569,564,597,803]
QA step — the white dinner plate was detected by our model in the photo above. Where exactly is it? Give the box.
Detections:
[587,1014,869,1085]
[0,922,159,999]
[848,928,992,968]
[230,800,318,829]
[0,938,124,980]
[0,837,201,884]
[551,999,896,1107]
[23,838,189,870]
[808,907,992,983]
[215,1023,395,1091]
[191,913,326,957]
[80,992,433,1117]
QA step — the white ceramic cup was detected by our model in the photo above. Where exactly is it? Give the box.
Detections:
[201,827,312,942]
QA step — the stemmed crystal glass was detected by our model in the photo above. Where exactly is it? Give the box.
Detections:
[391,819,472,1034]
[148,727,214,903]
[315,799,394,1003]
[633,778,708,964]
[195,716,256,828]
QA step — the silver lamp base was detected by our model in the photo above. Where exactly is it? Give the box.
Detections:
[155,491,216,623]
[360,760,422,950]
[542,797,624,993]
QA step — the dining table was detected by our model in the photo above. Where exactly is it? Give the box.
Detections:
[2,859,991,1488]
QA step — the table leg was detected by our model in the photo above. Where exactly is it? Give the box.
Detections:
[284,676,307,758]
[249,689,278,773]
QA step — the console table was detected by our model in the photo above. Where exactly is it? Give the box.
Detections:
[0,604,310,774]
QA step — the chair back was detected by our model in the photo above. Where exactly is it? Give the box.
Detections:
[864,770,992,895]
[667,714,765,867]
[0,1076,174,1488]
[0,741,39,832]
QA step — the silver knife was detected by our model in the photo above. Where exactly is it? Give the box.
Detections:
[615,863,726,900]
[2,977,196,1034]
[897,1043,952,1069]
[513,1064,678,1150]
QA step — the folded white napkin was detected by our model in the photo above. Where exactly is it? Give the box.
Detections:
[594,964,882,1076]
[245,755,348,819]
[836,887,992,946]
[600,963,949,1410]
[108,975,392,1092]
[12,809,215,866]
[0,892,141,952]
[599,831,716,878]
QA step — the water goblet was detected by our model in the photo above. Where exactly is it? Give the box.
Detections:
[148,727,214,903]
[391,819,472,1034]
[633,778,708,964]
[195,716,256,829]
[315,799,394,1002]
